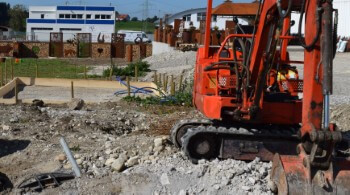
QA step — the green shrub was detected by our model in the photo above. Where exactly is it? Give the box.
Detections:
[122,91,193,107]
[103,61,151,77]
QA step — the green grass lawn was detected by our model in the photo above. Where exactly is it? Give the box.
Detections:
[115,21,155,33]
[0,58,101,82]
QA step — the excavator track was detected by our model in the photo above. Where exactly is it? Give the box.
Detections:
[170,119,213,148]
[181,125,300,163]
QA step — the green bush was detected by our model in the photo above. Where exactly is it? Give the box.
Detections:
[103,61,151,77]
[122,78,194,107]
[122,91,193,107]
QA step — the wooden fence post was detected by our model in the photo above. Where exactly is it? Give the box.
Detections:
[15,79,18,104]
[179,74,183,91]
[135,65,138,81]
[126,76,131,97]
[158,73,162,88]
[153,71,158,84]
[4,60,7,84]
[171,82,175,96]
[164,75,169,92]
[11,58,14,80]
[71,81,74,99]
[0,60,2,87]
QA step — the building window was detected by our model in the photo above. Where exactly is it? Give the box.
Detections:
[65,14,71,19]
[41,14,45,19]
[197,13,206,21]
[183,14,191,22]
[95,15,100,19]
[101,15,106,19]
[60,28,82,31]
[78,14,83,19]
[72,14,77,19]
[59,14,64,19]
[212,15,217,22]
[31,27,53,31]
[86,14,91,19]
[106,15,111,19]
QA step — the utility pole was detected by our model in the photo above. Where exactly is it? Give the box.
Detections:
[142,0,149,33]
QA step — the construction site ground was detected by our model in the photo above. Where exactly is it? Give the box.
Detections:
[1,49,350,195]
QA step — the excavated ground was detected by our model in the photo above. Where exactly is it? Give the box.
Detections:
[0,49,349,195]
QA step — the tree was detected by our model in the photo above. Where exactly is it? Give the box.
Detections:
[0,3,10,26]
[151,15,159,23]
[131,17,138,22]
[9,4,28,32]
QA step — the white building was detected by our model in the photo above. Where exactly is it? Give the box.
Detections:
[26,5,116,42]
[159,8,248,30]
[157,1,259,30]
[291,0,350,37]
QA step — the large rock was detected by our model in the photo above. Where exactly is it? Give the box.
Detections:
[160,173,170,186]
[1,125,11,131]
[125,156,139,167]
[68,98,85,110]
[32,99,44,107]
[154,138,163,147]
[105,158,116,167]
[55,154,67,162]
[111,157,127,172]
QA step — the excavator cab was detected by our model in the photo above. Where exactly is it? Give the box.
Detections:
[171,0,350,194]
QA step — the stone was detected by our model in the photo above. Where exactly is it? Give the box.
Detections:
[63,163,72,170]
[68,98,85,110]
[248,177,256,185]
[32,99,44,107]
[55,154,67,162]
[125,120,131,126]
[105,141,112,148]
[2,125,11,131]
[125,156,139,167]
[111,157,126,172]
[154,138,163,147]
[242,186,251,191]
[178,190,187,195]
[105,158,116,166]
[76,159,83,165]
[105,149,113,155]
[153,146,164,153]
[119,153,128,161]
[160,173,170,186]
[213,184,220,190]
[9,117,19,123]
[259,167,267,176]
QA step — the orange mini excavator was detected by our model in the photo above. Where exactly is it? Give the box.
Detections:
[171,0,350,194]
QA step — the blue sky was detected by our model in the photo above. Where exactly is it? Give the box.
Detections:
[3,0,251,18]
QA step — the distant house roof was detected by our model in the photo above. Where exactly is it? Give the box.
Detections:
[212,0,260,16]
[117,14,130,20]
[0,26,12,32]
[155,8,206,25]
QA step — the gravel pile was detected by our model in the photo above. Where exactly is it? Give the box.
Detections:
[125,155,273,195]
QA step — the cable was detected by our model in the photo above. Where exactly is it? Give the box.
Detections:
[297,0,322,51]
[276,0,292,19]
